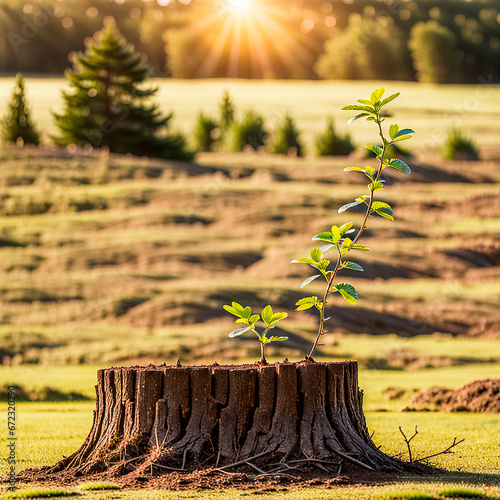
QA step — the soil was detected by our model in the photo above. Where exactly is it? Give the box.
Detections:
[403,378,500,413]
[19,459,436,492]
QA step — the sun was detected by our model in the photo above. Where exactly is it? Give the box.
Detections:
[227,0,253,13]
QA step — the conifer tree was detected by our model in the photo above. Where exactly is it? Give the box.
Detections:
[2,74,40,146]
[53,20,193,160]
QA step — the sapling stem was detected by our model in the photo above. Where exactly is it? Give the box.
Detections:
[295,88,414,361]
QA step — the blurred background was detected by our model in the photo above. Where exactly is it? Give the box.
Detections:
[1,0,499,81]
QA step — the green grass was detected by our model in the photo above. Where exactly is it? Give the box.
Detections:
[382,493,437,500]
[3,482,500,499]
[437,489,487,498]
[5,490,79,498]
[78,483,121,491]
[1,78,500,152]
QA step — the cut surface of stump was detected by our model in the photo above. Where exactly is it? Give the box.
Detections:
[43,361,422,479]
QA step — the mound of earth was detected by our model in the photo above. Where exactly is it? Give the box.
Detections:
[404,378,500,413]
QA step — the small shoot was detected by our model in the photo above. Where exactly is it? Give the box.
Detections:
[292,87,414,360]
[224,301,288,364]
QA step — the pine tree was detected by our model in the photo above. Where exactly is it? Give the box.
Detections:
[2,74,40,146]
[53,20,193,160]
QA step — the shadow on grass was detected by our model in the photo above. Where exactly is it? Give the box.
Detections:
[405,470,500,490]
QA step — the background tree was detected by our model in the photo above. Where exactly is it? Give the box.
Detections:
[270,114,303,157]
[2,74,40,146]
[409,21,459,83]
[316,17,408,81]
[315,117,354,156]
[53,19,193,161]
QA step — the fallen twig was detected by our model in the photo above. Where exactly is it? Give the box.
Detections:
[329,449,375,471]
[181,448,188,471]
[399,426,418,463]
[245,461,266,475]
[288,458,341,466]
[151,462,186,472]
[414,437,465,463]
[216,450,272,471]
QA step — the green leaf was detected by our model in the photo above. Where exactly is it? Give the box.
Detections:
[223,303,243,318]
[261,305,273,325]
[249,314,260,324]
[316,259,330,271]
[320,243,335,253]
[312,232,334,243]
[380,92,400,107]
[291,257,316,265]
[357,99,373,105]
[339,222,353,236]
[389,124,399,140]
[344,166,365,173]
[269,336,288,342]
[241,306,251,319]
[268,312,288,327]
[295,296,318,311]
[331,226,341,243]
[365,165,377,179]
[235,317,249,324]
[342,261,364,272]
[338,199,364,213]
[395,128,415,139]
[371,201,394,220]
[347,112,370,125]
[341,104,376,113]
[232,301,246,315]
[387,158,411,174]
[368,181,385,191]
[229,326,250,338]
[300,275,321,288]
[310,248,322,262]
[334,283,358,304]
[351,244,370,251]
[370,87,385,105]
[340,237,352,256]
[393,135,412,143]
[365,144,383,156]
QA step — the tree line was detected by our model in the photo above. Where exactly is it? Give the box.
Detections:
[0,0,499,83]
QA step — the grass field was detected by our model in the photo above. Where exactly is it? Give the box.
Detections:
[1,78,500,155]
[0,78,499,498]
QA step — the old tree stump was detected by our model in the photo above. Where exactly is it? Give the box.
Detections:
[48,361,416,478]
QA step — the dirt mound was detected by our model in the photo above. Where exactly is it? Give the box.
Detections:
[453,193,500,218]
[446,243,500,267]
[404,378,500,413]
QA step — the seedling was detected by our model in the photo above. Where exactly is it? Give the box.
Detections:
[293,87,414,360]
[224,302,288,363]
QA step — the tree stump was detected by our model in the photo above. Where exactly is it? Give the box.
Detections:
[48,361,411,476]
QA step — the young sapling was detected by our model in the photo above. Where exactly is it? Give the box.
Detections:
[292,87,414,360]
[224,302,288,364]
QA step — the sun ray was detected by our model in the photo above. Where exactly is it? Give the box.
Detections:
[227,16,243,77]
[196,17,235,77]
[244,19,274,78]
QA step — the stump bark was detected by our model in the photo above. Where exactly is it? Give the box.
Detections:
[49,361,408,476]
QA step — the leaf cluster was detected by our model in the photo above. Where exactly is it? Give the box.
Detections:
[223,302,288,347]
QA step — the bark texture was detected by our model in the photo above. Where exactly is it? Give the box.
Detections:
[49,361,406,475]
